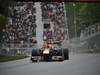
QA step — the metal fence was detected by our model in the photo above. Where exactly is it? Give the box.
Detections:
[62,22,100,53]
[78,22,100,52]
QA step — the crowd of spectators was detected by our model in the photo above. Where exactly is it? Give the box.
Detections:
[41,2,67,40]
[2,2,37,44]
[2,2,67,44]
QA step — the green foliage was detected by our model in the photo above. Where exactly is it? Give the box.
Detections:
[78,3,100,26]
[0,0,15,40]
[0,15,8,25]
[65,2,100,37]
[0,0,15,16]
[0,15,8,38]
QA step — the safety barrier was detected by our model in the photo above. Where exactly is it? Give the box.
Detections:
[0,43,37,56]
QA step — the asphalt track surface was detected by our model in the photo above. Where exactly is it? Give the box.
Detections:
[0,53,100,75]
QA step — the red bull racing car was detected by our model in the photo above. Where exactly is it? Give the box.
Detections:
[30,47,69,62]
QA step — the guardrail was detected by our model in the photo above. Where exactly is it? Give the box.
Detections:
[0,43,37,56]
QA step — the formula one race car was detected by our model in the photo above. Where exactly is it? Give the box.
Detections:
[30,48,69,62]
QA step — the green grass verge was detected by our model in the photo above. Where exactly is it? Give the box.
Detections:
[0,56,29,63]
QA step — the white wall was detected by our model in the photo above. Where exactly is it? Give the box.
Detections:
[35,2,43,48]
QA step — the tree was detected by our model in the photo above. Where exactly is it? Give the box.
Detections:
[65,2,100,38]
[0,0,15,40]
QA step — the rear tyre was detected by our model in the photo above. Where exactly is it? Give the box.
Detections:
[63,48,69,60]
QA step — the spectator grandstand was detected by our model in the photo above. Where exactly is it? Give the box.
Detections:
[2,2,37,44]
[41,2,67,41]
